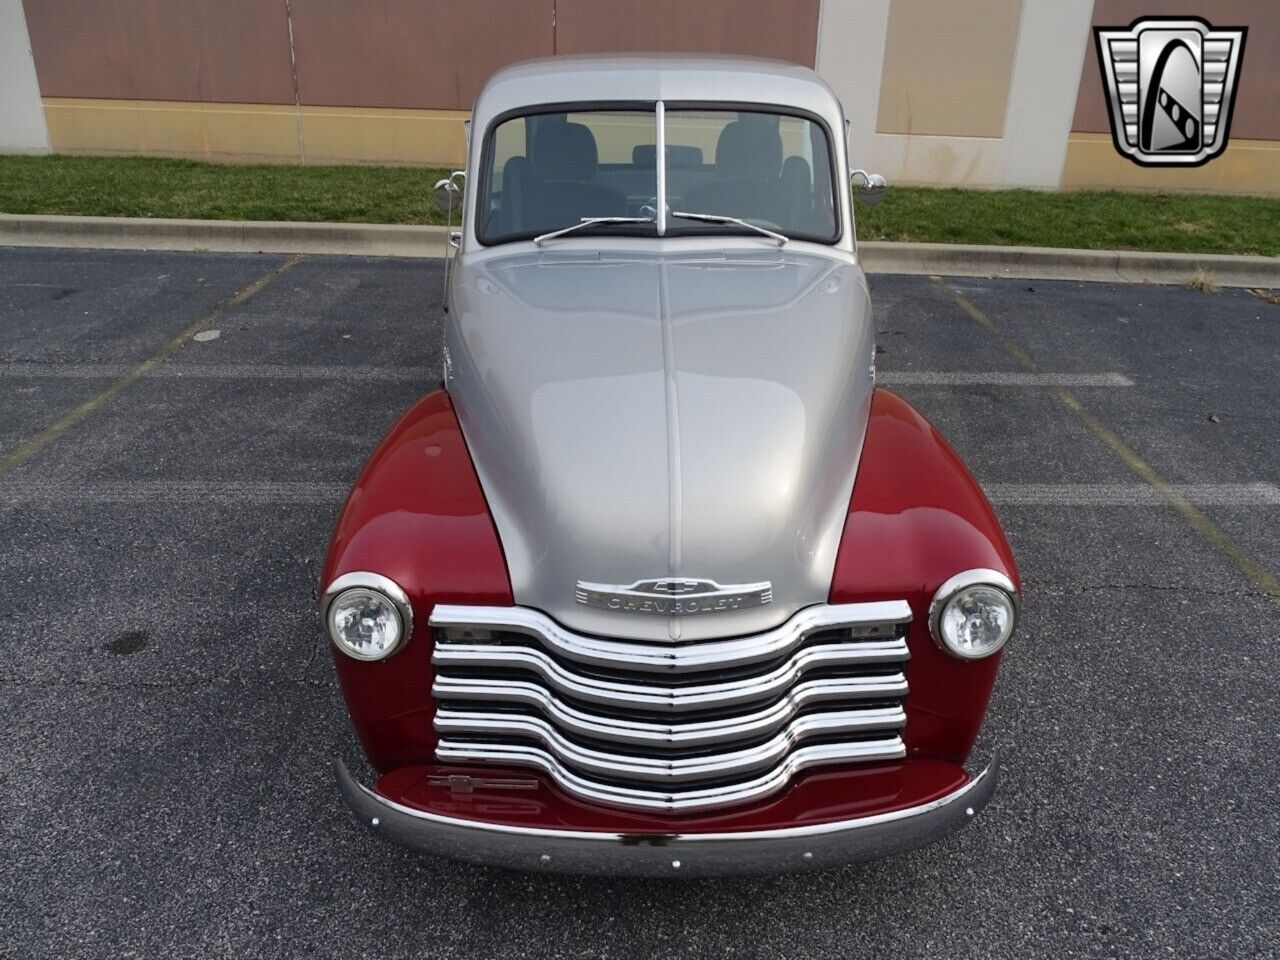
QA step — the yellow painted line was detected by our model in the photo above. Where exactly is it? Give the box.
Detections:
[0,254,305,477]
[932,276,1280,605]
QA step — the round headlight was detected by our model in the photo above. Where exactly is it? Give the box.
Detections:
[929,571,1018,660]
[323,573,412,661]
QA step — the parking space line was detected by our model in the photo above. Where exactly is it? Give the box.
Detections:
[933,276,1280,604]
[1,364,1130,387]
[880,372,1133,386]
[0,255,305,477]
[0,363,429,381]
[0,363,432,381]
[986,483,1280,506]
[3,479,1276,509]
[0,480,347,503]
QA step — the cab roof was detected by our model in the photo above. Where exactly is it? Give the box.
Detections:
[471,54,845,131]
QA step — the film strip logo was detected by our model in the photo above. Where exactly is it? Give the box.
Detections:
[1095,17,1247,167]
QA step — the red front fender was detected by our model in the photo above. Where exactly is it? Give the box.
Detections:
[322,390,512,772]
[831,388,1020,764]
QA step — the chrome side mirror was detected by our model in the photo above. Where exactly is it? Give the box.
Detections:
[433,170,465,215]
[850,169,887,207]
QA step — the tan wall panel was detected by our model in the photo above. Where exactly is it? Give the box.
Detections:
[289,0,554,111]
[555,0,820,65]
[301,106,467,166]
[876,0,1023,138]
[1074,0,1280,141]
[42,97,470,166]
[1062,132,1280,195]
[44,99,300,162]
[22,0,295,104]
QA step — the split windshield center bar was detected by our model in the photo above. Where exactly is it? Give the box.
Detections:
[528,100,803,247]
[655,100,667,236]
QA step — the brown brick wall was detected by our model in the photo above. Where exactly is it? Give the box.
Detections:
[23,0,296,104]
[555,0,820,64]
[24,0,820,111]
[289,0,554,110]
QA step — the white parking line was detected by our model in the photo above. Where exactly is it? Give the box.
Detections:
[2,364,1133,387]
[985,483,1280,506]
[0,480,349,504]
[0,363,429,381]
[1,481,1275,507]
[879,372,1134,387]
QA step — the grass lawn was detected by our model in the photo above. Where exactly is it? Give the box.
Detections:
[2,154,1277,256]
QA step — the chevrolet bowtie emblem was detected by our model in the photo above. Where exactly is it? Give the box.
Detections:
[645,579,702,595]
[575,578,773,615]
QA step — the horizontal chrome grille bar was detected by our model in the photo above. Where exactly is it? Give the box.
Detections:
[436,708,905,783]
[433,642,907,713]
[433,739,908,812]
[430,601,913,812]
[433,676,905,748]
[430,600,911,672]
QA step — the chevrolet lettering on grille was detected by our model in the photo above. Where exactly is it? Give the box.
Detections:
[575,578,773,615]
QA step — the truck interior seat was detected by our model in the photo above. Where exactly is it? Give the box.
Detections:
[499,121,627,234]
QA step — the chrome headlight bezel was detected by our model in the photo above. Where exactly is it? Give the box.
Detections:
[321,571,414,661]
[928,569,1019,661]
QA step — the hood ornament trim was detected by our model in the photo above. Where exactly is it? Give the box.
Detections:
[575,578,773,615]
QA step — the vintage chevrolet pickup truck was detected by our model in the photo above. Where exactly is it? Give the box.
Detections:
[323,55,1019,877]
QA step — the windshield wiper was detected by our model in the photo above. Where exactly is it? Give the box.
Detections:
[671,211,788,246]
[533,216,653,247]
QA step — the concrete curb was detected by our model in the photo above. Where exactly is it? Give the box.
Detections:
[2,213,1276,288]
[0,213,451,259]
[858,240,1280,289]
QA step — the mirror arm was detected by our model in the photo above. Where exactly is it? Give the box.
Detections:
[434,170,466,313]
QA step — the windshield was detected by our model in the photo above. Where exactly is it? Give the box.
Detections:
[665,109,837,242]
[476,105,839,246]
[479,109,659,244]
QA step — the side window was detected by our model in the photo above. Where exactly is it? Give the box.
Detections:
[490,117,526,195]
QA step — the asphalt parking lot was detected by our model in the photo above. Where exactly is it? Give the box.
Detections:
[1,246,1277,960]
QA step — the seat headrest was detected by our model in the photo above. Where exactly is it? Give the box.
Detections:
[714,119,783,181]
[632,144,704,168]
[531,122,599,181]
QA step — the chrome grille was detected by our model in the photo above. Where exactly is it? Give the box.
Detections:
[430,602,911,813]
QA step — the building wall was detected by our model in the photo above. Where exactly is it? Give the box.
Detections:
[20,0,816,167]
[553,0,819,63]
[0,0,49,152]
[819,0,1095,189]
[10,0,1280,194]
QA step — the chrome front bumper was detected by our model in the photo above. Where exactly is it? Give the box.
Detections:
[335,757,998,878]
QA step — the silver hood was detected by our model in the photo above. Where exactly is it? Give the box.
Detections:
[446,248,874,642]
